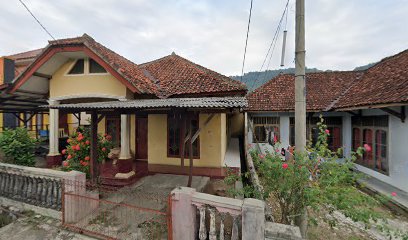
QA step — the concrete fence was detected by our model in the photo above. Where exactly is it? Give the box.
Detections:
[171,187,265,240]
[0,162,90,213]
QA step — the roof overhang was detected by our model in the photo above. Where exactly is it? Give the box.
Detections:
[334,102,408,111]
[9,45,140,94]
[44,97,248,113]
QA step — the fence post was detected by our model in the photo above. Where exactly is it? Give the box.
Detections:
[170,187,197,240]
[61,179,65,225]
[242,198,265,240]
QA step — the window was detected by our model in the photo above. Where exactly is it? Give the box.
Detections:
[89,58,107,73]
[106,116,121,147]
[352,116,388,175]
[375,130,388,173]
[289,117,342,151]
[68,59,84,74]
[168,114,199,158]
[253,117,280,143]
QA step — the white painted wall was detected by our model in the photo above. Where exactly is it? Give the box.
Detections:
[355,107,408,192]
[247,108,408,192]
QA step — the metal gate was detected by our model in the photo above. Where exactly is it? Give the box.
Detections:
[61,180,172,240]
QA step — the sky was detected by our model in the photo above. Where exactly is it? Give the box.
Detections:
[0,0,407,76]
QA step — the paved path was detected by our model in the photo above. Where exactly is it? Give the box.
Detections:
[0,214,95,240]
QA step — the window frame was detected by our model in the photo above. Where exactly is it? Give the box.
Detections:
[88,58,108,75]
[67,59,85,75]
[289,117,342,151]
[167,113,200,159]
[352,115,389,175]
[252,117,280,143]
[105,116,121,147]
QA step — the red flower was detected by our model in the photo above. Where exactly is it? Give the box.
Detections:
[77,135,84,141]
[325,129,330,135]
[63,161,69,167]
[62,149,67,155]
[67,155,72,160]
[258,154,264,159]
[282,163,289,169]
[391,192,397,197]
[85,140,90,145]
[83,161,89,166]
[104,133,108,137]
[363,144,372,152]
[75,144,81,151]
[275,148,280,153]
[67,139,71,143]
[106,135,112,141]
[85,156,90,161]
[102,147,106,152]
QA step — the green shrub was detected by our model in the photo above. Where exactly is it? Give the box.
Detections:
[0,127,38,166]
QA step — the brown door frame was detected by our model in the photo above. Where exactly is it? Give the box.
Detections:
[135,116,148,160]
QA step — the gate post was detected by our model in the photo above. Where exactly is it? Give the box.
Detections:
[170,187,197,240]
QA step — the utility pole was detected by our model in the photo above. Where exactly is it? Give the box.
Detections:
[295,0,308,237]
[295,0,306,151]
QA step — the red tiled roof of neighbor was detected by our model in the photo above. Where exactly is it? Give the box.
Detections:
[6,48,43,76]
[334,49,408,109]
[247,71,364,112]
[139,53,247,98]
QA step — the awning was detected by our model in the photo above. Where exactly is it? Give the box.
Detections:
[45,96,248,111]
[0,91,48,113]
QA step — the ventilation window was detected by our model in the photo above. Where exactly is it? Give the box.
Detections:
[68,59,84,74]
[89,58,107,73]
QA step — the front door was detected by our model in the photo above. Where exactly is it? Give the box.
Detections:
[136,117,148,160]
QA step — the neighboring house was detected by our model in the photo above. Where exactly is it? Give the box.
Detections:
[0,34,247,183]
[0,48,50,135]
[247,49,408,192]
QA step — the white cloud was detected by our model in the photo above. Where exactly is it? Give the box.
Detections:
[0,0,407,75]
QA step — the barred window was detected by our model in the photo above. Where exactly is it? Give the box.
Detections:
[253,117,280,143]
[352,116,388,175]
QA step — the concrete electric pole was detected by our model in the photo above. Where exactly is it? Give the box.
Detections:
[295,0,306,151]
[295,0,308,237]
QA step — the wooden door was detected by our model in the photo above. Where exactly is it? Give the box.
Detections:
[136,117,148,160]
[59,113,69,134]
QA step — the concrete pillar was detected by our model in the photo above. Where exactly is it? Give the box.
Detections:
[280,116,290,148]
[46,100,62,167]
[242,198,265,240]
[171,187,197,240]
[119,114,131,159]
[342,115,352,158]
[116,114,133,174]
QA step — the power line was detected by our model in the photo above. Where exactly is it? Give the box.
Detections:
[246,0,290,90]
[18,0,55,40]
[240,0,254,83]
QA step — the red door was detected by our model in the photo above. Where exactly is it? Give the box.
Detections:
[136,117,148,160]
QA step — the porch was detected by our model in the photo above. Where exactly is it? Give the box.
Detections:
[45,97,247,186]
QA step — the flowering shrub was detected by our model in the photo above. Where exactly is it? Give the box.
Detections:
[61,127,113,178]
[230,116,403,232]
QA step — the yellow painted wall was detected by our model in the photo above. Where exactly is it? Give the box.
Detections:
[49,59,127,98]
[148,113,226,168]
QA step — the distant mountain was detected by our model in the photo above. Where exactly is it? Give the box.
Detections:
[353,62,377,71]
[232,62,378,91]
[231,67,322,91]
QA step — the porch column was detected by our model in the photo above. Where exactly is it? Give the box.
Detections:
[280,116,290,148]
[117,114,134,175]
[46,100,62,167]
[342,115,352,158]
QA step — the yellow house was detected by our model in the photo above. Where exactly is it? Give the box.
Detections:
[2,34,247,185]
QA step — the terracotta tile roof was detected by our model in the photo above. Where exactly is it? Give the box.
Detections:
[10,34,245,98]
[334,49,408,109]
[6,48,43,76]
[48,34,158,94]
[247,71,364,112]
[139,53,247,98]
